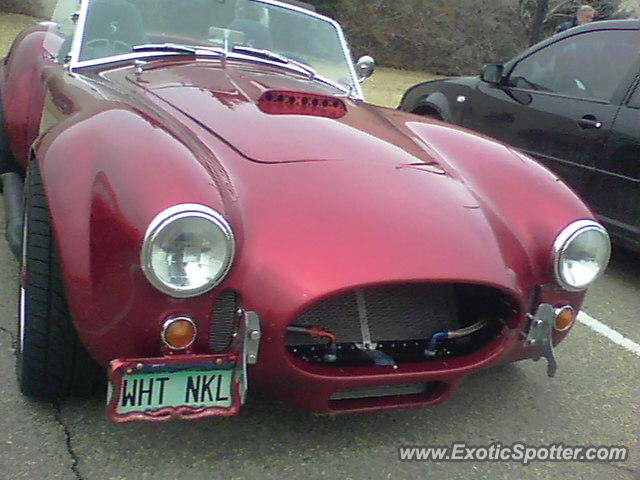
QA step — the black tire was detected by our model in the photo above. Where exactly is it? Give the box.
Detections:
[16,160,103,398]
[414,108,444,122]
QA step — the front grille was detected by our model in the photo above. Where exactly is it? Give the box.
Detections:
[287,284,458,346]
[286,283,515,366]
[209,290,239,353]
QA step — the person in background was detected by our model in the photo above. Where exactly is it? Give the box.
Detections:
[555,5,596,33]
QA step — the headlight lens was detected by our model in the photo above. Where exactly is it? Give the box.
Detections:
[553,220,610,291]
[141,204,235,298]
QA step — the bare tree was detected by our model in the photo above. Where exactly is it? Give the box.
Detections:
[529,0,550,44]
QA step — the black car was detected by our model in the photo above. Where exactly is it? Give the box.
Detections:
[399,20,640,251]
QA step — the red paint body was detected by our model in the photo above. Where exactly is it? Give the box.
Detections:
[2,26,593,415]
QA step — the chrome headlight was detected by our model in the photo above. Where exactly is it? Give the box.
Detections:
[141,204,235,298]
[553,220,610,292]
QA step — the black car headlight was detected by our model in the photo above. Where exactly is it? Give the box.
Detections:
[141,204,235,298]
[553,220,610,292]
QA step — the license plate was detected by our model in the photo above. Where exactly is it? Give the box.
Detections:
[108,355,241,422]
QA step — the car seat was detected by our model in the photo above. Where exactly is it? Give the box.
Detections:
[228,18,273,50]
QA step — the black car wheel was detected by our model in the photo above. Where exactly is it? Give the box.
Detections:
[16,160,103,398]
[412,105,444,122]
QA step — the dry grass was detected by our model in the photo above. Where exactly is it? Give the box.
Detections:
[362,67,442,108]
[0,11,437,108]
[0,12,37,56]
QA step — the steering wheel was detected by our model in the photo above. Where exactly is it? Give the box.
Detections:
[84,38,133,58]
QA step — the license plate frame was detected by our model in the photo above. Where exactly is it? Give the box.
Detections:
[107,353,242,423]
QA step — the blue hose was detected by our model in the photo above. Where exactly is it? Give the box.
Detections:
[425,320,487,357]
[425,330,449,356]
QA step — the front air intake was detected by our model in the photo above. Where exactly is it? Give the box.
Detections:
[258,90,347,118]
[286,283,516,366]
[209,290,240,352]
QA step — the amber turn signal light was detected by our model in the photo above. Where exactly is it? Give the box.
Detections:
[554,306,575,332]
[162,317,197,350]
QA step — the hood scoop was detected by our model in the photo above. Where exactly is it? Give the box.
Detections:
[258,91,347,119]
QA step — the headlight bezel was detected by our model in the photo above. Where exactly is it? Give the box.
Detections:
[141,204,235,298]
[552,219,610,292]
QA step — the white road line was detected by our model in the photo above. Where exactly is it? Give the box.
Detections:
[577,311,640,357]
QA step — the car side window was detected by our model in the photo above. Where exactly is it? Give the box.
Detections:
[508,30,640,102]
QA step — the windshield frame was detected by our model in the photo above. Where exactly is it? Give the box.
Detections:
[64,0,364,98]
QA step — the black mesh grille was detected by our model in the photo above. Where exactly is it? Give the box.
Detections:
[287,284,458,346]
[209,290,239,353]
[287,284,516,366]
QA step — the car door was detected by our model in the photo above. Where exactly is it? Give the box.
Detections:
[586,76,640,246]
[461,28,640,198]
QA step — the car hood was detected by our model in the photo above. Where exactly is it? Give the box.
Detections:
[124,62,438,164]
[131,66,525,292]
[94,61,585,298]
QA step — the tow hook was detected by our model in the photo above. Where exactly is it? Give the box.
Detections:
[526,304,557,377]
[357,345,397,368]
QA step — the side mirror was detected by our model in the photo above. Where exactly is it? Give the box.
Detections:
[481,64,504,85]
[356,55,376,83]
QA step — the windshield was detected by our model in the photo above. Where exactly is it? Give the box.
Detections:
[69,0,357,90]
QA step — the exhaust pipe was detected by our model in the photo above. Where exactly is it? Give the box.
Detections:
[1,172,24,259]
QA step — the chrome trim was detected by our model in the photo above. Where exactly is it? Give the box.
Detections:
[67,0,89,64]
[73,52,350,95]
[355,55,375,83]
[141,203,235,298]
[553,305,575,332]
[526,303,557,377]
[19,183,29,352]
[67,0,364,99]
[72,50,191,67]
[161,316,197,350]
[552,220,611,292]
[355,289,374,350]
[244,311,261,364]
[19,286,26,353]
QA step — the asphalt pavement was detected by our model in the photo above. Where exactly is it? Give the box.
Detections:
[0,201,638,480]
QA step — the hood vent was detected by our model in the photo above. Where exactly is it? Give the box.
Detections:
[258,90,347,119]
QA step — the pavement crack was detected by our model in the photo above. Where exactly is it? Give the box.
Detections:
[53,401,84,480]
[0,325,16,347]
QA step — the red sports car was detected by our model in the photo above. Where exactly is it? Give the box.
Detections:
[0,0,611,423]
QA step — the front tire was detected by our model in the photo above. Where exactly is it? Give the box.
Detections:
[412,105,444,122]
[16,160,103,398]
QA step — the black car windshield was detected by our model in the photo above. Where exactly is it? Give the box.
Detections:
[73,0,355,89]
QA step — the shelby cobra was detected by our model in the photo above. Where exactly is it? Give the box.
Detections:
[1,0,611,423]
